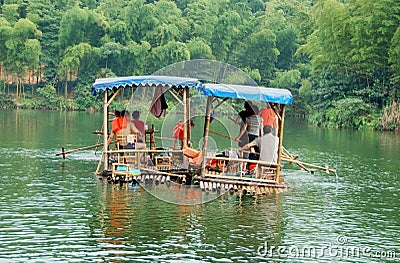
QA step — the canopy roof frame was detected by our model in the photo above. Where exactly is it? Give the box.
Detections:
[92,75,293,105]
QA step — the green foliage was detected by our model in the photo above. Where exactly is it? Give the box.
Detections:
[0,0,397,133]
[26,0,62,82]
[1,4,20,24]
[0,91,16,108]
[270,70,301,89]
[311,98,379,129]
[74,83,101,111]
[301,0,399,121]
[1,17,42,95]
[184,0,220,42]
[36,84,62,109]
[58,7,108,50]
[243,68,261,83]
[237,29,279,79]
[148,41,190,73]
[389,27,400,76]
[186,37,214,60]
[36,83,55,98]
[211,10,242,61]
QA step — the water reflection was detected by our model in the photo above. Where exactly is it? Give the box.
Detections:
[94,180,285,261]
[0,110,399,262]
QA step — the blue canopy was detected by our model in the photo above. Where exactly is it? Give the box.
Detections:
[200,84,293,105]
[92,75,201,95]
[92,75,293,104]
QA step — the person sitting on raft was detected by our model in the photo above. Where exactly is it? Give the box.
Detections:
[131,110,145,142]
[238,125,279,174]
[108,110,142,148]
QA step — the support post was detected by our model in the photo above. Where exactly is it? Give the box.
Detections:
[186,87,191,145]
[201,96,213,176]
[103,90,109,171]
[182,87,188,148]
[275,104,286,182]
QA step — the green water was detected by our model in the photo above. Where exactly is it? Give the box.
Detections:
[0,110,399,262]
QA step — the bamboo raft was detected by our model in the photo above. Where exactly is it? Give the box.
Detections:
[57,73,337,196]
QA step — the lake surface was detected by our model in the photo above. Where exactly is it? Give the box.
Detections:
[0,109,399,262]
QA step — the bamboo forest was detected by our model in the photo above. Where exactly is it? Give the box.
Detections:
[0,0,399,130]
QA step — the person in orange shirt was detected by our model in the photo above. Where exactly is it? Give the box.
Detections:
[259,103,278,136]
[108,110,142,148]
[112,110,123,133]
[173,120,184,149]
[172,120,195,149]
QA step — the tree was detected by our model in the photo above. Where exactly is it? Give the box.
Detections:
[123,0,155,43]
[211,10,242,62]
[149,0,188,46]
[1,4,20,24]
[184,0,221,43]
[389,27,400,99]
[122,40,151,75]
[275,27,297,70]
[108,20,130,45]
[26,0,62,82]
[58,43,96,97]
[58,7,108,50]
[270,69,301,90]
[237,29,279,80]
[148,41,190,73]
[96,0,128,22]
[100,42,124,76]
[3,18,42,97]
[186,37,214,60]
[0,17,12,86]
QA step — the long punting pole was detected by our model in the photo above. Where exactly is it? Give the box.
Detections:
[103,89,109,171]
[56,144,103,158]
[276,104,286,182]
[185,87,191,145]
[182,87,188,148]
[201,96,213,176]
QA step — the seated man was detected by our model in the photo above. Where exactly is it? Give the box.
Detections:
[131,110,145,142]
[238,125,279,170]
[108,111,142,149]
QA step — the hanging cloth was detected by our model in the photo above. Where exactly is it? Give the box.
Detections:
[150,86,168,118]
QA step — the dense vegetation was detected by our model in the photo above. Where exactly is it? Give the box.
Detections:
[0,0,399,130]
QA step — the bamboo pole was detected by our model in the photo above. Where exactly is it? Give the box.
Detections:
[207,156,278,167]
[95,151,104,175]
[103,90,109,171]
[186,87,191,145]
[154,136,175,141]
[211,97,229,111]
[183,87,188,148]
[56,144,103,158]
[201,96,213,176]
[166,88,183,105]
[282,146,312,173]
[208,129,238,141]
[275,104,286,183]
[200,177,285,188]
[281,156,337,174]
[139,167,186,178]
[94,124,104,155]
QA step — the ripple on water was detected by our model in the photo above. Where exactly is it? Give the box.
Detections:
[0,125,399,262]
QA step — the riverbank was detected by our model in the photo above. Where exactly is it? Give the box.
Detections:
[1,91,399,131]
